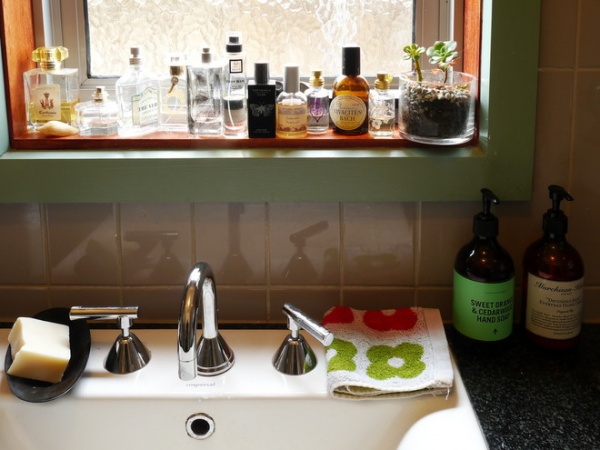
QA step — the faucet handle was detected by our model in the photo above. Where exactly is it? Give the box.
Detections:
[272,303,334,375]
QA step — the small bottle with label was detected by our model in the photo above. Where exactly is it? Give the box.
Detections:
[276,65,307,138]
[75,86,118,136]
[187,47,224,136]
[523,185,584,350]
[115,46,159,137]
[23,46,80,131]
[159,52,188,132]
[305,70,330,134]
[453,188,515,349]
[330,46,369,135]
[223,32,247,137]
[247,62,277,138]
[369,73,395,137]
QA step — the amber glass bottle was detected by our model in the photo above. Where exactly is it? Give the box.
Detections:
[522,185,584,350]
[330,46,369,135]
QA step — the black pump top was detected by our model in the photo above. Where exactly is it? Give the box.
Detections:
[473,188,500,238]
[543,184,573,237]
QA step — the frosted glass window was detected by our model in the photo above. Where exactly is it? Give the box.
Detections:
[85,0,415,78]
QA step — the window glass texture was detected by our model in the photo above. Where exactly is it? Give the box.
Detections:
[84,0,415,78]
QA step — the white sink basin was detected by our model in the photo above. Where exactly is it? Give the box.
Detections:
[0,329,487,450]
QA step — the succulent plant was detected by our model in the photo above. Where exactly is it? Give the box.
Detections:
[403,40,460,84]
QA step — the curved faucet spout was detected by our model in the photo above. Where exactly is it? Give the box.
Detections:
[177,262,235,380]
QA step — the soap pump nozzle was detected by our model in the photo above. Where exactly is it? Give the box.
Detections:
[473,188,500,238]
[543,184,573,237]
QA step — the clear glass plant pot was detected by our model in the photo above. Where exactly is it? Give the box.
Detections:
[398,70,477,145]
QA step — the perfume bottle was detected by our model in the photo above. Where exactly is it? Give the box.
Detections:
[247,62,277,138]
[223,32,247,137]
[305,70,330,134]
[74,86,118,136]
[159,52,188,132]
[187,47,224,136]
[276,65,307,138]
[369,73,395,137]
[115,46,159,137]
[330,46,369,135]
[23,46,79,131]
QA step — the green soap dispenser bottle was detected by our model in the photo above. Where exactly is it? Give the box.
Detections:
[453,188,515,346]
[523,185,584,350]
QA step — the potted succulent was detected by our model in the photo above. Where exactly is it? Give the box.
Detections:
[399,41,476,145]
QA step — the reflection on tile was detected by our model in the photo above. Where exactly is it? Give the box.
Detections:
[343,289,414,311]
[270,203,340,286]
[50,287,121,310]
[343,203,414,286]
[47,204,118,285]
[269,289,340,322]
[195,203,266,285]
[218,288,268,322]
[539,0,577,69]
[123,287,182,321]
[0,287,49,320]
[0,204,45,284]
[121,203,191,286]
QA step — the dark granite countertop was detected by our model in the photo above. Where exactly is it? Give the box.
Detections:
[449,325,600,450]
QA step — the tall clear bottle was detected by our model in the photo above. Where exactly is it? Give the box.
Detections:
[159,52,188,132]
[305,70,330,134]
[369,73,395,137]
[330,46,369,135]
[223,32,247,137]
[23,46,79,131]
[115,46,159,137]
[276,65,307,138]
[187,47,224,136]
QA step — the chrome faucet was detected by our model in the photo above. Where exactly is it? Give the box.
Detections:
[177,262,235,380]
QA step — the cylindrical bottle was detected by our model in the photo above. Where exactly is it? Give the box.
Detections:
[523,185,584,350]
[305,70,330,134]
[115,46,159,137]
[369,73,395,137]
[330,46,369,135]
[276,65,307,138]
[453,188,515,348]
[23,46,80,130]
[187,47,224,136]
[223,31,247,137]
[75,86,118,136]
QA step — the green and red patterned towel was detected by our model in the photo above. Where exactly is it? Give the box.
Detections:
[322,307,453,400]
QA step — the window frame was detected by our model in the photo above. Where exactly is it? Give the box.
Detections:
[0,0,540,203]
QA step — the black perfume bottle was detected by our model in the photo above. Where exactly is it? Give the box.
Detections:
[247,62,277,138]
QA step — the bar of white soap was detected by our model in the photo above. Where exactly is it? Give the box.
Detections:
[7,317,71,384]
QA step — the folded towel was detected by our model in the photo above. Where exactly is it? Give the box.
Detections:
[322,306,453,400]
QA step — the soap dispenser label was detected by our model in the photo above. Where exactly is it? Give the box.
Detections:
[525,273,583,340]
[453,272,515,341]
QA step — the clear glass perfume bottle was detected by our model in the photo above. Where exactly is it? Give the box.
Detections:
[305,70,330,134]
[369,72,395,137]
[74,86,118,136]
[276,65,307,138]
[115,46,159,137]
[187,47,224,136]
[23,46,79,131]
[159,53,188,132]
[223,32,247,137]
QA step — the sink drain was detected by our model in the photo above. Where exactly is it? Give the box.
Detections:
[185,413,215,440]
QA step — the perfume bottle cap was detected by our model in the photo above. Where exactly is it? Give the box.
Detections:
[283,65,300,93]
[342,46,361,76]
[167,52,186,77]
[254,62,270,84]
[201,47,212,63]
[92,86,108,103]
[129,46,143,65]
[226,32,243,53]
[374,73,392,90]
[309,70,324,87]
[32,46,69,70]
